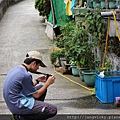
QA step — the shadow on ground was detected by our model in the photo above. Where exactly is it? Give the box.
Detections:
[53,95,119,110]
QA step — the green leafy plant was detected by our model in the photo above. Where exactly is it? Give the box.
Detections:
[55,8,113,71]
[64,21,91,67]
[56,21,75,48]
[85,9,106,46]
[56,19,99,69]
[50,48,65,65]
[35,0,51,19]
[104,59,112,71]
[98,59,112,72]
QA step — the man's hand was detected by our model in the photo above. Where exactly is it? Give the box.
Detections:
[36,75,47,83]
[46,75,55,85]
[33,74,56,98]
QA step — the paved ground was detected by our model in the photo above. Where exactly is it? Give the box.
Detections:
[0,0,120,119]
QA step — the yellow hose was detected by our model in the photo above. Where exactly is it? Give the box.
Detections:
[54,67,94,92]
[111,10,120,41]
[102,17,110,70]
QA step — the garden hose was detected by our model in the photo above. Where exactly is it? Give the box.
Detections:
[102,17,110,70]
[53,67,94,93]
[111,10,120,41]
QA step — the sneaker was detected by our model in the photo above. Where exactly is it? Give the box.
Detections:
[13,114,25,120]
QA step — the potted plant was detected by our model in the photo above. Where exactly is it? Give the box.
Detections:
[92,0,101,8]
[55,9,106,83]
[56,18,99,78]
[50,48,65,66]
[98,59,112,76]
[87,0,93,8]
[77,57,90,82]
[100,0,106,8]
[55,21,79,75]
[116,0,120,8]
[81,57,100,87]
[108,0,116,9]
[56,20,94,76]
[69,60,79,76]
[94,59,116,103]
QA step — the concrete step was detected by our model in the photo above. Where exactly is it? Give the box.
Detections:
[0,114,69,120]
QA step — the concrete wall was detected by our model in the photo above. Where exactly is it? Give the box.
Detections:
[107,53,120,71]
[0,0,22,20]
[95,47,120,71]
[0,0,8,20]
[103,19,120,70]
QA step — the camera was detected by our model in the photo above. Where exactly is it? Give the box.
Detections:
[46,74,52,80]
[31,71,52,80]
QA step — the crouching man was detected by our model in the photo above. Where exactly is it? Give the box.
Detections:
[3,50,57,120]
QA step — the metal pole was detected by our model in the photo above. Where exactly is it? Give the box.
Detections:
[101,12,114,17]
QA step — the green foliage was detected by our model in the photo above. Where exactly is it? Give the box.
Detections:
[85,9,120,58]
[50,49,65,65]
[35,0,51,18]
[55,8,114,70]
[98,59,112,72]
[65,21,94,68]
[85,9,106,47]
[56,20,96,69]
[104,59,112,71]
[56,21,75,48]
